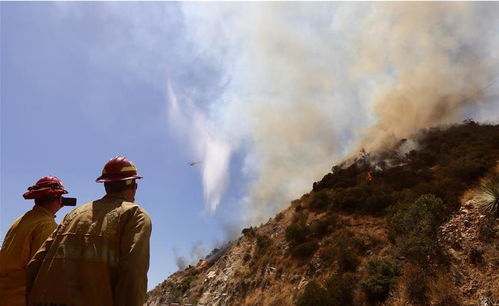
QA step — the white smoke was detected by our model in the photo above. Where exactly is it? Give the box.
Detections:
[180,2,499,223]
[167,81,232,213]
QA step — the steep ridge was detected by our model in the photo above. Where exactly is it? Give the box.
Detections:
[146,121,499,306]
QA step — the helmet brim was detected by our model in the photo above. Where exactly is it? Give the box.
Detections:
[95,175,143,183]
[23,188,68,200]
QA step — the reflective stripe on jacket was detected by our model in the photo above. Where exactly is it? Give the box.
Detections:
[26,195,152,306]
[0,205,57,306]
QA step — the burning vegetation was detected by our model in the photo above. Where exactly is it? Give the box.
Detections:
[147,121,499,306]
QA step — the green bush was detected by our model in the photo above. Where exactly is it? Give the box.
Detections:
[361,258,401,303]
[322,231,361,273]
[309,190,330,211]
[243,252,251,262]
[443,155,491,184]
[323,274,355,306]
[295,281,329,306]
[296,274,354,306]
[286,219,310,246]
[336,247,360,273]
[380,166,424,190]
[476,179,499,217]
[310,214,337,238]
[388,194,445,261]
[329,186,367,213]
[256,234,271,256]
[313,123,499,218]
[178,274,197,294]
[291,240,319,260]
[328,183,395,215]
[313,164,360,191]
[467,247,484,265]
[364,190,395,214]
[286,215,322,260]
[242,226,256,237]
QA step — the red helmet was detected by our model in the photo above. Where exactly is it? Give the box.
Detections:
[23,176,68,200]
[96,156,143,183]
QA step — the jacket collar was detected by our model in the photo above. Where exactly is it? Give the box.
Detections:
[32,205,56,218]
[103,193,129,202]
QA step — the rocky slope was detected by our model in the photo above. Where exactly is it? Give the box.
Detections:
[146,122,499,306]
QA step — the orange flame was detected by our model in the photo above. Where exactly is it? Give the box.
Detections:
[197,260,208,270]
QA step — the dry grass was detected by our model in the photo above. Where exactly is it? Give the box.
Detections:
[429,273,461,306]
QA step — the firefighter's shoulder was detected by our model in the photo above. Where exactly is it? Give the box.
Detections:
[120,201,151,220]
[61,202,93,224]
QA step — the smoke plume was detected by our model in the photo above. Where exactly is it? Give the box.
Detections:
[173,241,207,269]
[167,81,232,214]
[358,3,496,152]
[180,2,499,224]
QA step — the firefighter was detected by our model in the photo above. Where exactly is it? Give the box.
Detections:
[26,156,152,306]
[0,176,72,306]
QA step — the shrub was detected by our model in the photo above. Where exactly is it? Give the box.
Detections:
[443,155,491,184]
[309,189,330,211]
[364,189,395,214]
[388,194,445,261]
[286,215,321,260]
[329,183,395,215]
[178,274,197,294]
[407,150,437,167]
[243,252,251,262]
[286,219,310,246]
[380,166,422,190]
[235,280,250,296]
[291,240,319,260]
[295,281,330,306]
[329,187,362,212]
[313,164,360,191]
[242,227,256,237]
[476,179,499,217]
[408,178,462,208]
[323,274,355,306]
[336,248,360,273]
[310,214,337,238]
[467,247,484,265]
[404,264,428,304]
[323,231,361,273]
[256,234,271,256]
[296,274,354,306]
[361,258,401,303]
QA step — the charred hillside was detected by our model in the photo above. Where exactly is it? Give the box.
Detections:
[146,121,499,306]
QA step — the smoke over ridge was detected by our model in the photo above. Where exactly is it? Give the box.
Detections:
[178,3,499,224]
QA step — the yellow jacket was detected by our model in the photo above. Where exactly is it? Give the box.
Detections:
[27,195,152,306]
[0,205,57,306]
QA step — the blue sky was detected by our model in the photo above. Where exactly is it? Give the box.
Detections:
[0,2,246,289]
[2,2,498,290]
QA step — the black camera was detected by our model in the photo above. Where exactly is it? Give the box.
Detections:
[61,197,77,206]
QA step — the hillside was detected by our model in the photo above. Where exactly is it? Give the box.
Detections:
[146,121,499,306]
